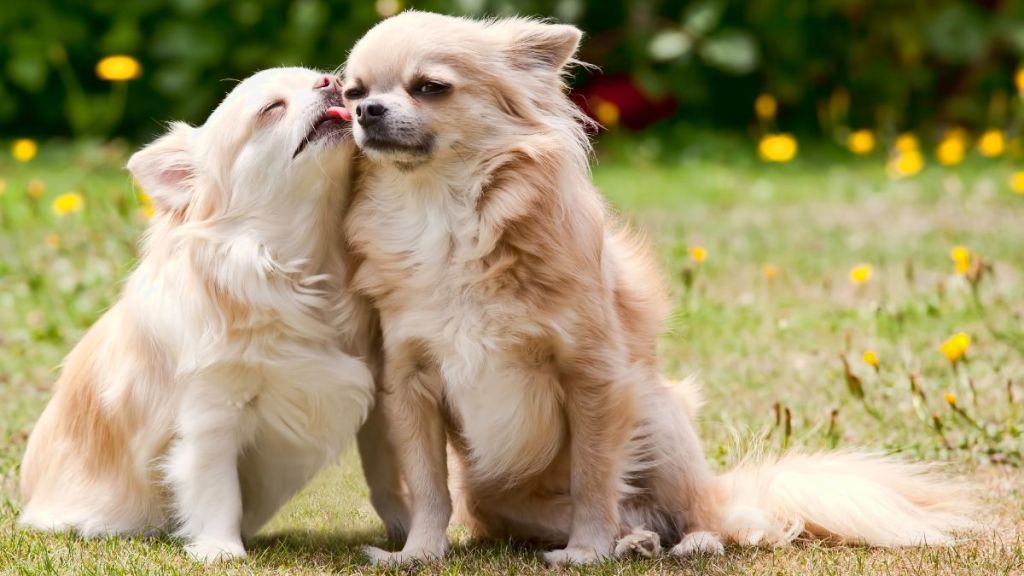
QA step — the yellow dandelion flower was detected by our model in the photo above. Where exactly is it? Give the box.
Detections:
[862,350,880,368]
[954,259,970,276]
[944,391,958,407]
[849,263,873,285]
[1010,171,1024,194]
[52,192,84,216]
[12,138,37,162]
[978,130,1005,157]
[950,245,970,264]
[138,191,155,219]
[939,332,971,363]
[44,233,61,249]
[592,98,620,128]
[895,133,919,152]
[762,263,779,280]
[755,94,777,120]
[887,149,924,179]
[1016,66,1024,94]
[96,55,141,81]
[847,129,875,155]
[27,179,45,199]
[689,245,708,263]
[936,136,965,166]
[758,133,798,163]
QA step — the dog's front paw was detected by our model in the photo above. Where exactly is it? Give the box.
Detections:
[542,546,606,566]
[669,531,724,556]
[614,527,662,558]
[185,539,246,563]
[363,544,445,566]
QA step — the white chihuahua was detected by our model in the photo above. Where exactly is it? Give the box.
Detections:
[19,67,403,562]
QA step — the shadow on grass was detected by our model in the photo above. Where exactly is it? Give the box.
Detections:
[244,530,758,574]
[246,530,564,573]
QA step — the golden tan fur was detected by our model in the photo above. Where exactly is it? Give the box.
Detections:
[341,11,973,566]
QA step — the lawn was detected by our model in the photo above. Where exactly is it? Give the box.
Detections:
[1,136,1023,575]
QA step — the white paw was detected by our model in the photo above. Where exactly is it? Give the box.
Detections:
[363,545,444,566]
[614,528,662,558]
[185,540,246,563]
[542,546,604,566]
[670,531,724,556]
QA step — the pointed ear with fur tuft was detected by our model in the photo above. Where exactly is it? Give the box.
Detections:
[502,21,582,72]
[127,122,196,216]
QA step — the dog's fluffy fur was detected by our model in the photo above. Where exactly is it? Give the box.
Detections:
[18,67,404,562]
[342,12,974,565]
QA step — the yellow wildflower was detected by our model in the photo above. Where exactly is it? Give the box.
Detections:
[762,263,779,280]
[936,135,966,166]
[1016,66,1024,94]
[755,94,777,120]
[1010,171,1024,194]
[12,138,37,162]
[847,130,875,155]
[44,233,61,249]
[978,130,1005,157]
[849,263,873,285]
[96,55,141,81]
[954,259,970,276]
[27,179,45,199]
[758,133,798,163]
[862,350,880,368]
[52,192,84,216]
[950,245,970,265]
[689,245,708,263]
[895,133,919,152]
[139,191,155,219]
[944,391,958,407]
[939,332,971,363]
[887,149,924,179]
[592,98,620,128]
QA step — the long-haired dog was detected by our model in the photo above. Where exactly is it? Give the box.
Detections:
[340,12,973,565]
[19,67,405,562]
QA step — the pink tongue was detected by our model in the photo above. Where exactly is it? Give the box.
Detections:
[326,106,351,121]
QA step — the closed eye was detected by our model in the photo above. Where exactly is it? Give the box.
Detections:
[344,86,366,100]
[258,100,286,117]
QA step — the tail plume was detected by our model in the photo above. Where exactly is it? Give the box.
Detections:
[716,451,975,547]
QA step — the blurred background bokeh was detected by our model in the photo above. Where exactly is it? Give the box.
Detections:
[3,0,1024,149]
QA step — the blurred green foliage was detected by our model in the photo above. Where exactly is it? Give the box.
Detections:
[1,0,1022,140]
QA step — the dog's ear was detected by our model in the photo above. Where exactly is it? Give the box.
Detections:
[127,121,196,216]
[501,20,582,72]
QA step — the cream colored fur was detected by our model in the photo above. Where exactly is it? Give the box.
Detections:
[18,67,405,562]
[341,11,974,566]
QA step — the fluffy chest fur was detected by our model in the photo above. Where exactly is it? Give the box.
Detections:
[347,168,580,483]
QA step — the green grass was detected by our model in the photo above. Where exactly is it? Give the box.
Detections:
[2,137,1024,574]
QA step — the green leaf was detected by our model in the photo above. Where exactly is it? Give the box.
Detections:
[649,30,692,62]
[683,0,723,37]
[699,30,759,75]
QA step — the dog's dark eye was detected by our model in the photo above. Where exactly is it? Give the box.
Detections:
[259,100,286,116]
[344,87,367,100]
[413,81,450,96]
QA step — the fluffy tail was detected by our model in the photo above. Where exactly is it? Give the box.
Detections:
[715,451,975,547]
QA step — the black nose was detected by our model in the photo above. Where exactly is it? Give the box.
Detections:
[356,100,387,126]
